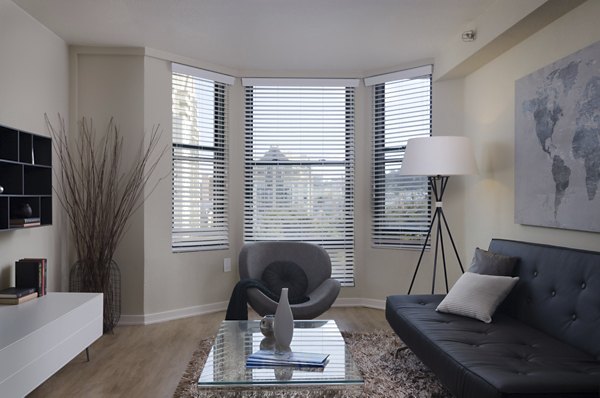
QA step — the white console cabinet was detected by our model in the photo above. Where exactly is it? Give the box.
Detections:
[0,293,103,397]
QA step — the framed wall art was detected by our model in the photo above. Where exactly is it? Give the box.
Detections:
[515,40,600,232]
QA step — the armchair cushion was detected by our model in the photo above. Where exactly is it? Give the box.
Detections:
[239,241,341,319]
[247,277,340,319]
[262,261,309,302]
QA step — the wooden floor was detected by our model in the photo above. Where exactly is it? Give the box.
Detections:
[28,307,389,398]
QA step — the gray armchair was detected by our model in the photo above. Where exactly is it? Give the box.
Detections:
[239,241,341,319]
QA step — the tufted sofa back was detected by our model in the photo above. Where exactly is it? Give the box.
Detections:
[489,239,600,359]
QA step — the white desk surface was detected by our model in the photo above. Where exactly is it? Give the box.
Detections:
[0,292,102,398]
[0,292,101,351]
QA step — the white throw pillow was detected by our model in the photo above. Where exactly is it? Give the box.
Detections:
[436,272,519,323]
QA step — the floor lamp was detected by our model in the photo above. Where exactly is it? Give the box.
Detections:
[400,136,478,294]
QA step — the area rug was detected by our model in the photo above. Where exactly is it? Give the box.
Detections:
[173,330,452,398]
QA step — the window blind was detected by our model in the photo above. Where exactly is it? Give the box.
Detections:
[243,83,356,286]
[371,68,432,248]
[171,66,230,251]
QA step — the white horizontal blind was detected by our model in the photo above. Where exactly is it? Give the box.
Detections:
[172,69,229,251]
[244,84,355,286]
[372,71,432,248]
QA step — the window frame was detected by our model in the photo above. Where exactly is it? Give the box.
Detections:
[242,79,358,286]
[171,64,233,252]
[369,66,433,249]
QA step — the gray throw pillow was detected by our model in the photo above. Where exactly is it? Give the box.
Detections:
[468,247,519,276]
[436,272,519,323]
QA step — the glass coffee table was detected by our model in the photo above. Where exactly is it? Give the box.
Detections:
[197,320,364,397]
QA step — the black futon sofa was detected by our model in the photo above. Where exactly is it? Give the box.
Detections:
[386,239,600,398]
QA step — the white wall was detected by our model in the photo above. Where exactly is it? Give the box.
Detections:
[0,0,68,291]
[461,0,600,256]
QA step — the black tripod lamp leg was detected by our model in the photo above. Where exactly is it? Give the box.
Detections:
[431,210,442,294]
[437,210,449,293]
[407,209,438,294]
[439,209,465,273]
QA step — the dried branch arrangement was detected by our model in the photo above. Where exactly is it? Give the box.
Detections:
[46,114,164,331]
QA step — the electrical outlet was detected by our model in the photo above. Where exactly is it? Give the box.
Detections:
[223,257,232,272]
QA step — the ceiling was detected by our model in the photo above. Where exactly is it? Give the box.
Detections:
[13,0,496,75]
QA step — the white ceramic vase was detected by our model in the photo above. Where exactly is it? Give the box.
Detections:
[274,287,294,351]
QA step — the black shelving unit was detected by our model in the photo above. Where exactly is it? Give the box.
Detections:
[0,123,52,230]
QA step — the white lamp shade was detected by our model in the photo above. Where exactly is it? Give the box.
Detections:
[400,136,478,176]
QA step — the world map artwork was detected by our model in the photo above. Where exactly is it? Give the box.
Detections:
[515,40,600,232]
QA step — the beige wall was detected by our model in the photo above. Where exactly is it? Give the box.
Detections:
[359,0,600,300]
[139,56,368,316]
[72,53,146,315]
[461,0,600,257]
[142,56,239,317]
[41,0,600,320]
[0,0,69,291]
[69,50,242,319]
[359,78,466,299]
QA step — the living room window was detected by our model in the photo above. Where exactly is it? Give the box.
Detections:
[368,66,432,248]
[242,78,358,286]
[171,64,234,251]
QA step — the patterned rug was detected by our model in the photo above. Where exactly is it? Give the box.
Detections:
[173,330,452,398]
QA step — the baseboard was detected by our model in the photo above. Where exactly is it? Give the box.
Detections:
[119,301,229,326]
[333,297,385,310]
[119,298,385,326]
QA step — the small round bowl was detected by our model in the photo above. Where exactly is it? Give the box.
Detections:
[260,314,275,337]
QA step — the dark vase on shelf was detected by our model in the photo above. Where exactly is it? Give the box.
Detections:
[13,203,32,218]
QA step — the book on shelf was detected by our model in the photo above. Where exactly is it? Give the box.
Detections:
[10,223,41,228]
[0,291,38,305]
[10,217,41,227]
[0,287,36,298]
[246,350,330,368]
[10,217,40,224]
[15,258,47,296]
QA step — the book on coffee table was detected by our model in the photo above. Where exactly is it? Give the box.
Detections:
[246,350,329,368]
